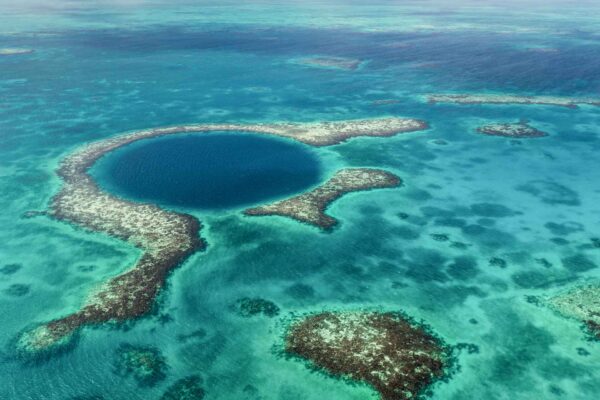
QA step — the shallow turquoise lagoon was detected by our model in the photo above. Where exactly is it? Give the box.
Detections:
[1,1,600,399]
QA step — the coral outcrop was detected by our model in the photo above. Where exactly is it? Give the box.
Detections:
[476,120,548,138]
[285,311,450,400]
[245,168,401,229]
[546,283,600,340]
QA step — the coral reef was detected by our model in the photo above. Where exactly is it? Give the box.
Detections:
[295,56,362,70]
[285,311,450,400]
[244,168,401,229]
[430,233,450,242]
[546,284,600,340]
[235,297,280,317]
[489,257,507,269]
[160,376,205,400]
[373,99,401,106]
[114,344,168,386]
[516,180,580,206]
[0,263,22,275]
[3,284,30,297]
[476,120,548,138]
[427,93,600,108]
[17,118,426,354]
[0,48,34,55]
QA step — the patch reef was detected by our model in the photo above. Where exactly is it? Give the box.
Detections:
[295,56,363,70]
[285,311,450,400]
[476,120,548,138]
[547,283,600,340]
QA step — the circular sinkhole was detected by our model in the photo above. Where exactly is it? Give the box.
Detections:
[92,132,323,210]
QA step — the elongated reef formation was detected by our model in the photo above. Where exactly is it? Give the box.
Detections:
[244,168,401,229]
[0,48,34,55]
[476,120,548,138]
[427,94,600,108]
[546,283,600,340]
[285,311,450,400]
[295,56,363,71]
[17,117,427,354]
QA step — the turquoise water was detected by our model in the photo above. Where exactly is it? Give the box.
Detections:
[91,133,322,210]
[1,1,600,399]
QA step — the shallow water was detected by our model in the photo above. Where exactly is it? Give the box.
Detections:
[1,1,600,399]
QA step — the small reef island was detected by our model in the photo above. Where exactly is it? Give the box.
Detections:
[294,56,363,71]
[427,93,600,108]
[245,168,401,229]
[546,283,600,340]
[16,117,427,355]
[285,311,451,400]
[476,120,548,138]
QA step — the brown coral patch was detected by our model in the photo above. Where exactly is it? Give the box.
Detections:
[546,283,600,341]
[244,168,401,229]
[476,121,548,138]
[285,311,449,400]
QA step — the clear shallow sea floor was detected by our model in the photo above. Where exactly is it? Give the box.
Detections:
[1,1,600,399]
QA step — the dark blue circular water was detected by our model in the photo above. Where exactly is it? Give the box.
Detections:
[93,132,322,209]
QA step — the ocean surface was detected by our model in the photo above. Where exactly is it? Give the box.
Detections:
[1,1,600,399]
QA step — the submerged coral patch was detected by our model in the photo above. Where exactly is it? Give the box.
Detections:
[160,376,205,400]
[0,263,22,275]
[516,180,580,206]
[285,311,450,400]
[489,257,507,268]
[294,56,363,70]
[470,203,518,218]
[544,221,583,236]
[561,254,597,273]
[447,256,479,281]
[114,344,168,386]
[235,297,280,317]
[3,283,30,297]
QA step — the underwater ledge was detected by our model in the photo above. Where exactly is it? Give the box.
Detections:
[16,117,428,354]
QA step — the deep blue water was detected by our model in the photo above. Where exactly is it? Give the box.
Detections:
[93,133,322,209]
